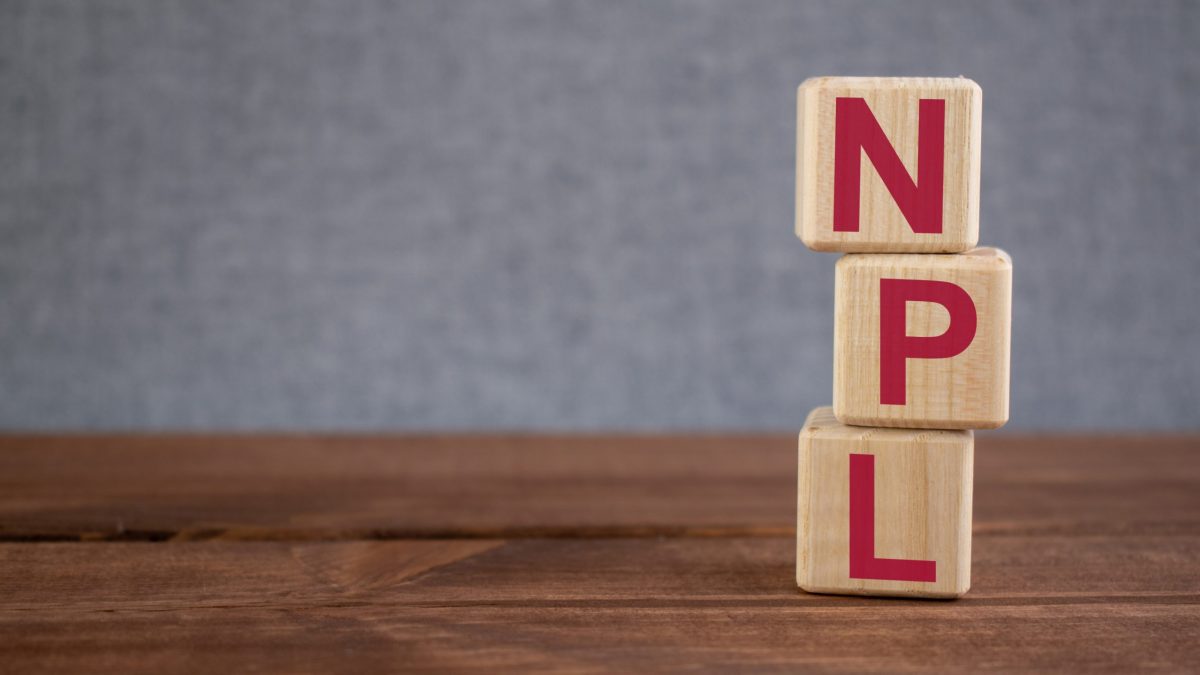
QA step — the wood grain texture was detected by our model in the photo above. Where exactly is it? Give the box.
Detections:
[0,535,1197,673]
[0,435,1198,672]
[0,434,791,541]
[1,434,1196,541]
[796,76,982,253]
[798,407,972,598]
[834,247,1012,429]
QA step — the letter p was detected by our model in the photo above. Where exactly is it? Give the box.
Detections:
[879,279,977,405]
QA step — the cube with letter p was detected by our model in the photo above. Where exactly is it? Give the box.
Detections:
[796,77,982,253]
[833,248,1011,429]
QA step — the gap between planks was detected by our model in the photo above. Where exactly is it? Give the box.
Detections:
[5,521,1198,543]
[0,524,795,544]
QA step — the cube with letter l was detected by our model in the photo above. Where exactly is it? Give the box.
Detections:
[797,407,973,598]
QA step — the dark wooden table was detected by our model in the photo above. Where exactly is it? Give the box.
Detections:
[0,434,1197,672]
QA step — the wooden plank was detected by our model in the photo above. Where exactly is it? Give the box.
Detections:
[0,435,1197,540]
[1,536,1197,672]
[0,434,791,540]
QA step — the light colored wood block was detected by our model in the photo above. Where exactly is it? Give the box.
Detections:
[834,247,1011,430]
[797,406,973,599]
[796,76,981,253]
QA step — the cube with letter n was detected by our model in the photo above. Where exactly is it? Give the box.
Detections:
[796,76,982,253]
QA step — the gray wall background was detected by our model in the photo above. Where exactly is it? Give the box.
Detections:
[1,0,1198,431]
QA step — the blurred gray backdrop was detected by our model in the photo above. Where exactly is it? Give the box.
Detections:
[1,0,1198,431]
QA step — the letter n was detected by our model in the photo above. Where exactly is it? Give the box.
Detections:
[833,97,945,234]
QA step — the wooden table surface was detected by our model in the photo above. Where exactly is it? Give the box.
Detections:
[0,434,1197,673]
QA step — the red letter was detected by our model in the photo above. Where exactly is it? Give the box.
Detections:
[833,97,945,234]
[879,278,976,406]
[849,453,936,582]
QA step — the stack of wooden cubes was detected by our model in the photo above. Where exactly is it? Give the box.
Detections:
[794,77,1012,599]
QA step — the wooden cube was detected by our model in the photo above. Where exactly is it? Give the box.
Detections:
[797,407,973,599]
[834,247,1011,429]
[796,76,981,253]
